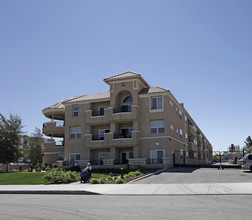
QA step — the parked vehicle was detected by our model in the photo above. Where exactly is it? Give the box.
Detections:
[241,154,252,171]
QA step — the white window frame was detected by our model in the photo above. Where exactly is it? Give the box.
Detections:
[70,127,81,139]
[150,121,165,134]
[150,149,165,164]
[73,106,78,117]
[150,96,163,110]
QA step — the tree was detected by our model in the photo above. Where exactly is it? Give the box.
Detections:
[28,128,43,167]
[0,113,23,172]
[244,136,252,148]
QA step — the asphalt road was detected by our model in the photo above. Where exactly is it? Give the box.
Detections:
[0,194,251,220]
[133,168,252,184]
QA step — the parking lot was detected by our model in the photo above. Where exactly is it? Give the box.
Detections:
[133,168,252,184]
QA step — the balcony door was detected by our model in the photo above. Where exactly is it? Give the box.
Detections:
[151,150,164,164]
[99,152,111,165]
[121,128,133,138]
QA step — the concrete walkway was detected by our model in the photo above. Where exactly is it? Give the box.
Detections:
[1,182,252,195]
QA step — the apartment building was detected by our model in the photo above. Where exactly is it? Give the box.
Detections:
[42,72,212,169]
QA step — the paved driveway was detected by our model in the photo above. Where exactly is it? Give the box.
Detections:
[133,168,252,184]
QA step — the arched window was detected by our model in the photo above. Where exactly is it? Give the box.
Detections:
[123,96,132,103]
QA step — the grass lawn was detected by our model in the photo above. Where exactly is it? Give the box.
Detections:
[0,172,50,185]
[0,172,107,185]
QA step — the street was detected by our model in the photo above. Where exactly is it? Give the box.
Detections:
[0,194,251,220]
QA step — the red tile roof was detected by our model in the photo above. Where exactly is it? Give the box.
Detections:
[139,86,169,94]
[66,92,110,103]
[104,71,141,82]
[43,99,66,110]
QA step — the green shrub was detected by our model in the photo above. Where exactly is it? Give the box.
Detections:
[43,168,77,183]
[116,178,124,184]
[35,168,41,172]
[45,167,51,172]
[11,169,20,172]
[124,174,130,178]
[107,176,113,181]
[100,177,106,184]
[113,176,118,180]
[90,178,99,184]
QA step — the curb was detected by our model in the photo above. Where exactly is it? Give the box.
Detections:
[127,168,167,184]
[0,190,100,195]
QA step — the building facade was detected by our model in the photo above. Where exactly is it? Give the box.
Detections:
[42,72,212,169]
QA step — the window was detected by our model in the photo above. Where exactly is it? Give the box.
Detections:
[185,133,188,142]
[150,121,164,134]
[179,110,182,119]
[70,127,81,139]
[69,153,80,165]
[99,129,110,140]
[170,124,174,130]
[169,100,173,106]
[57,153,64,161]
[73,106,78,117]
[151,150,164,164]
[121,96,132,112]
[179,129,183,139]
[151,96,162,110]
[123,96,132,103]
[98,106,108,116]
[99,152,111,165]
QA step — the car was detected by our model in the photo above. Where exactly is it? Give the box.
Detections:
[240,153,252,171]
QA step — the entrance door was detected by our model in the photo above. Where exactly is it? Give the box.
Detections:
[121,152,133,164]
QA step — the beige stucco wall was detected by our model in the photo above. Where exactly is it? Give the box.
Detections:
[43,76,212,166]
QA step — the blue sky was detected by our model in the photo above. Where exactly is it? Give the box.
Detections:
[1,0,251,151]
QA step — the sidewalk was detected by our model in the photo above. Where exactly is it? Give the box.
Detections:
[1,182,252,195]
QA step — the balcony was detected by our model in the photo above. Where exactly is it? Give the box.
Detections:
[109,105,139,122]
[84,108,111,125]
[85,105,139,124]
[43,121,65,137]
[110,131,139,147]
[85,131,139,149]
[188,125,196,137]
[42,139,64,154]
[85,133,111,149]
[43,108,65,120]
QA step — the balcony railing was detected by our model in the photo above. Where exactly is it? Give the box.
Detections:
[113,105,132,113]
[113,133,132,139]
[92,111,104,117]
[91,135,104,141]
